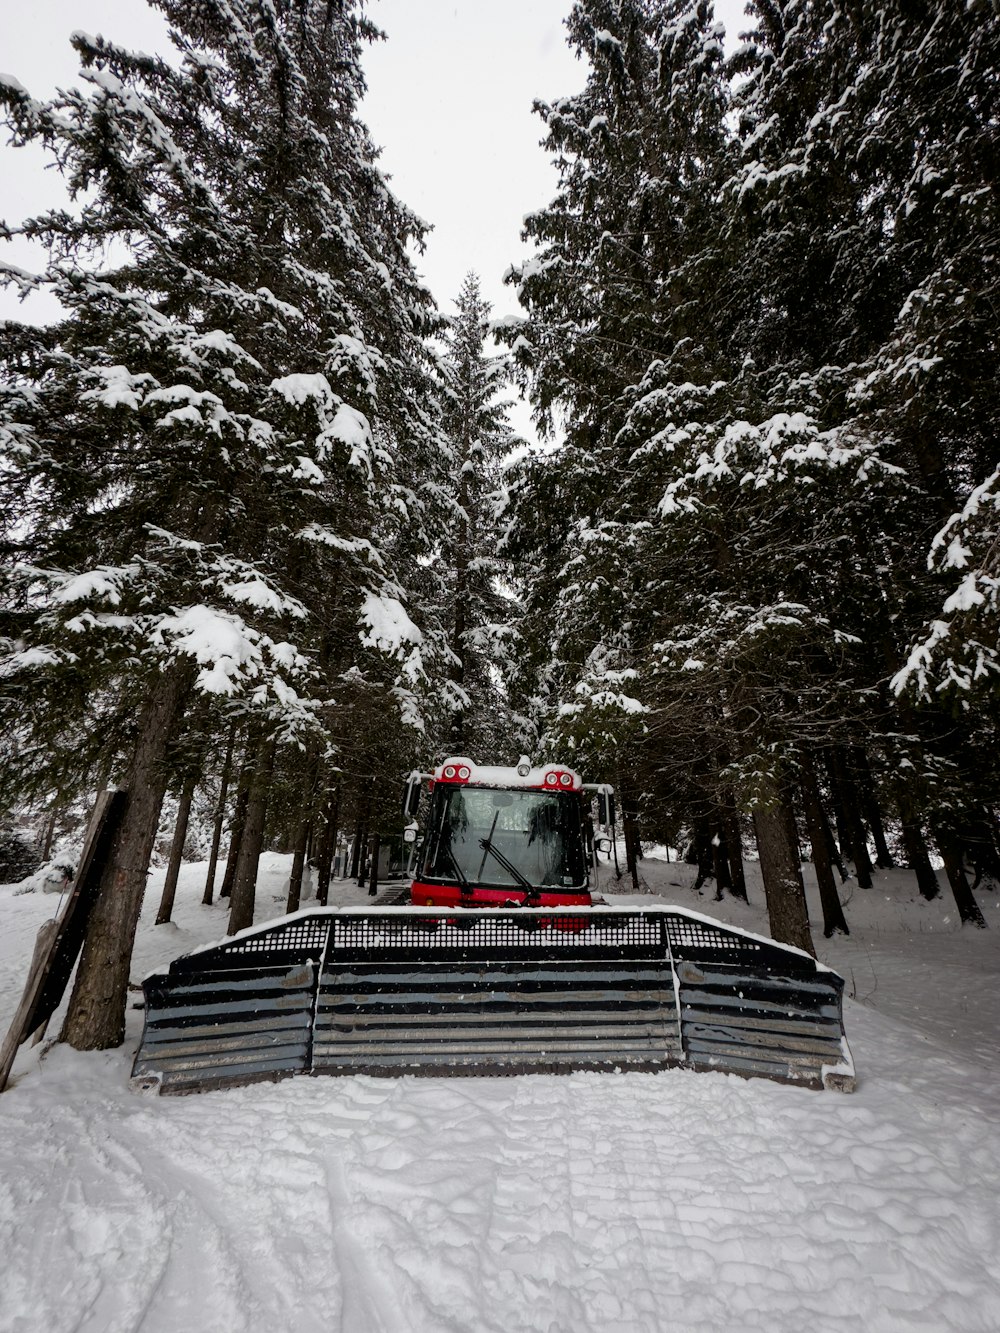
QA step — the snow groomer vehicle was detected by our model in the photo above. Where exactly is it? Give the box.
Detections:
[133,757,855,1094]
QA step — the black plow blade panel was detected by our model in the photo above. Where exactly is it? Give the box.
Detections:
[312,956,682,1075]
[132,963,316,1094]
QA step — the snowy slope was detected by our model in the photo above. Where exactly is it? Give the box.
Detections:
[2,855,999,1333]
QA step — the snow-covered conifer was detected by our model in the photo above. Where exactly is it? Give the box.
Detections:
[433,273,517,758]
[0,0,449,1043]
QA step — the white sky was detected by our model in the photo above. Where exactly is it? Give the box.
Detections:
[1,0,749,414]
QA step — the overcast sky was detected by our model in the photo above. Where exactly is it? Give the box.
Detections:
[1,0,748,432]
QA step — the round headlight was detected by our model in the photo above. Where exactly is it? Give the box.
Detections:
[444,765,456,779]
[458,765,470,780]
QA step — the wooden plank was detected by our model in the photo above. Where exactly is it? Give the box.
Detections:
[0,790,126,1094]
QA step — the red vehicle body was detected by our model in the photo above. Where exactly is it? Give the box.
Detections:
[406,757,604,909]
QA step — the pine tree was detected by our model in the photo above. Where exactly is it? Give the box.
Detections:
[0,0,449,1045]
[505,0,1000,939]
[435,273,516,759]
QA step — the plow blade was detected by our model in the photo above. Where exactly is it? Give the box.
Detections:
[132,907,855,1095]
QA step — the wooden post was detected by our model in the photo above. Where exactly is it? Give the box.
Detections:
[2,791,126,1088]
[0,920,59,1093]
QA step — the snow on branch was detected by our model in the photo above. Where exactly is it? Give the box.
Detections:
[893,464,1000,701]
[359,591,422,655]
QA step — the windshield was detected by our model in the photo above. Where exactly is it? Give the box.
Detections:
[423,786,587,891]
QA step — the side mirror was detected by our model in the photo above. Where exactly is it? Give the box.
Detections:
[597,787,616,828]
[402,772,422,820]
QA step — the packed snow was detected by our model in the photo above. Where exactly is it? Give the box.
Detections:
[2,851,1000,1332]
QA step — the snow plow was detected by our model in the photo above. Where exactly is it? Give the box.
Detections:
[132,759,855,1095]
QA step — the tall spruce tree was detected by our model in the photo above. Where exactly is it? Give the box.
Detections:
[435,273,516,758]
[0,0,450,1045]
[504,0,999,939]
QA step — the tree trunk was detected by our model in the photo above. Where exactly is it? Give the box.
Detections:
[622,792,641,891]
[965,811,1000,890]
[722,803,748,902]
[62,665,192,1050]
[357,821,370,887]
[41,809,58,861]
[155,777,195,925]
[900,818,940,901]
[852,747,894,868]
[286,818,310,915]
[368,833,381,897]
[935,827,987,928]
[828,769,852,878]
[286,751,320,909]
[449,436,471,752]
[800,758,849,937]
[219,778,250,900]
[753,777,815,956]
[349,815,363,880]
[321,788,339,900]
[227,740,274,935]
[829,749,874,888]
[203,727,237,905]
[822,809,850,884]
[712,825,733,902]
[315,790,337,906]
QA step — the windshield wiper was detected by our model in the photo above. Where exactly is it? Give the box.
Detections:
[477,832,540,904]
[445,843,473,896]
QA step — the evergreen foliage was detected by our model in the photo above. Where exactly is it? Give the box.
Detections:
[0,0,451,1041]
[501,0,1000,941]
[434,273,517,760]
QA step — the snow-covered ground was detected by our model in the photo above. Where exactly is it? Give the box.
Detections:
[2,851,999,1332]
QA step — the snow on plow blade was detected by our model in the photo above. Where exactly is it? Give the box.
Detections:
[131,907,855,1095]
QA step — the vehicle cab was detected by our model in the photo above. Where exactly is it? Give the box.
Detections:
[405,757,597,909]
